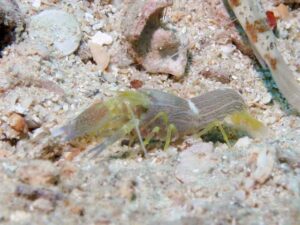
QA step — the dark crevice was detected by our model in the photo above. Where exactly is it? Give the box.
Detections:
[0,0,24,57]
[0,23,16,57]
[284,3,300,10]
[0,137,19,146]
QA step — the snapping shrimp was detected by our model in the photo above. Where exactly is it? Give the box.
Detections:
[51,88,266,156]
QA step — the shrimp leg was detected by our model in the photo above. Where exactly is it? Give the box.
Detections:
[197,120,231,146]
[141,111,177,150]
[87,118,139,157]
[164,123,177,150]
[142,123,177,150]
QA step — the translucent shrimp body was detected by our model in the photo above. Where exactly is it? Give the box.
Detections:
[52,89,266,155]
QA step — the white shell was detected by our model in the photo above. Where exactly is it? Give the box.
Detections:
[29,9,82,56]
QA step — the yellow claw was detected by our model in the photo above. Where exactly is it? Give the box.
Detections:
[227,110,267,138]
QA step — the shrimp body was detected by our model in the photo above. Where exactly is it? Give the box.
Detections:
[52,90,151,141]
[52,88,266,155]
[141,89,265,145]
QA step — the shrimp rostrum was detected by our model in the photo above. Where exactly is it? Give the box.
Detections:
[51,89,266,156]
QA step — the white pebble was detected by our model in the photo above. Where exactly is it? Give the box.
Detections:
[85,12,94,21]
[260,92,272,105]
[32,0,41,8]
[90,31,113,46]
[252,146,275,184]
[92,22,104,30]
[234,136,252,149]
[220,44,236,57]
[10,211,32,223]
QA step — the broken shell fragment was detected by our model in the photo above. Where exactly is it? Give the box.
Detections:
[252,146,275,184]
[88,42,110,71]
[88,31,113,71]
[124,0,188,77]
[124,0,173,42]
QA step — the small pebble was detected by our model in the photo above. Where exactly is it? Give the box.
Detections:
[119,180,136,201]
[10,211,31,223]
[8,113,27,133]
[220,44,236,58]
[274,4,290,19]
[260,93,272,105]
[69,205,85,216]
[130,79,143,89]
[234,136,252,149]
[252,147,275,184]
[201,69,231,84]
[92,22,104,30]
[32,0,41,8]
[30,198,54,213]
[17,160,59,186]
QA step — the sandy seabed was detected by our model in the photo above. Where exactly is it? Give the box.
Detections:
[0,0,300,224]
